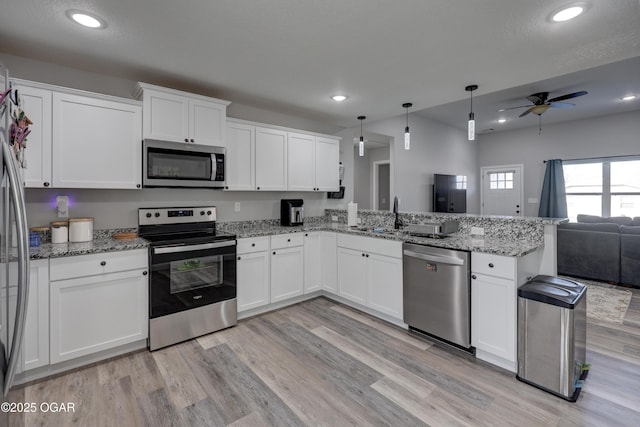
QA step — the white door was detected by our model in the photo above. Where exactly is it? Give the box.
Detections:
[481,165,523,216]
[143,90,189,142]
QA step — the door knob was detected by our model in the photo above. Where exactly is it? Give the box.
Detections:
[472,274,477,280]
[100,261,106,266]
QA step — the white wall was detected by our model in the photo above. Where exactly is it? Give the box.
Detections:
[477,110,640,217]
[359,114,478,213]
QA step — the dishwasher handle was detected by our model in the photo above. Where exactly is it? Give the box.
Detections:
[403,249,465,266]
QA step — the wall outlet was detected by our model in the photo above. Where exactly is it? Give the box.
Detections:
[56,196,69,218]
[527,197,539,204]
[331,215,338,222]
[471,226,485,236]
[234,202,241,212]
[357,217,362,224]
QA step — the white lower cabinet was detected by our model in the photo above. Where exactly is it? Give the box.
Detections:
[49,250,148,364]
[337,247,367,305]
[237,237,270,312]
[23,259,50,371]
[471,251,539,372]
[321,232,338,293]
[271,246,304,303]
[336,235,403,320]
[303,232,322,294]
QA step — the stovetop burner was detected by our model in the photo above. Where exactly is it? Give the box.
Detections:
[138,206,235,246]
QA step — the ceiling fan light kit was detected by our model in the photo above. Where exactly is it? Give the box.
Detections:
[550,3,587,22]
[466,85,478,141]
[403,102,412,150]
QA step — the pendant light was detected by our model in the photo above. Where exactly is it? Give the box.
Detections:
[357,116,366,156]
[465,85,478,141]
[402,103,412,150]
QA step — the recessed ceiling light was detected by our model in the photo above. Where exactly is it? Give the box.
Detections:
[498,119,507,123]
[621,95,637,101]
[331,95,348,102]
[66,10,106,29]
[551,5,585,22]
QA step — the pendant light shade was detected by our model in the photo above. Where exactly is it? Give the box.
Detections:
[402,103,412,150]
[357,116,366,157]
[466,85,478,141]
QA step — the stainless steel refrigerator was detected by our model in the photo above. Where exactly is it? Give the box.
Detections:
[0,65,30,425]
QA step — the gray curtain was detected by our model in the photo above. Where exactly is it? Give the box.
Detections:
[538,159,568,218]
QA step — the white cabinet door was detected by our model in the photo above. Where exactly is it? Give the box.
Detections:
[50,269,148,364]
[471,273,516,364]
[315,136,340,191]
[337,247,367,305]
[287,132,315,191]
[367,253,403,319]
[23,259,49,371]
[52,93,142,189]
[18,85,52,188]
[303,232,322,294]
[226,122,255,190]
[270,246,303,303]
[321,232,338,294]
[190,98,226,147]
[143,89,189,143]
[255,127,287,191]
[237,251,270,312]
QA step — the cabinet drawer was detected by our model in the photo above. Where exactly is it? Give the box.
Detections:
[337,234,402,259]
[50,249,148,281]
[271,233,304,250]
[237,236,270,254]
[472,252,515,280]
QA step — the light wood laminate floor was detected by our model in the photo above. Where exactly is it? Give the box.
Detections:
[8,288,640,426]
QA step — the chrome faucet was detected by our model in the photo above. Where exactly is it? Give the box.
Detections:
[393,196,403,230]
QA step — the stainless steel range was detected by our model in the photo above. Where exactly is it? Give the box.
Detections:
[138,206,237,351]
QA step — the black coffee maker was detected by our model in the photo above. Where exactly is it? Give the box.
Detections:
[280,199,304,226]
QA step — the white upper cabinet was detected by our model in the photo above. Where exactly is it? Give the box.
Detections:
[227,118,340,192]
[52,92,142,189]
[287,132,315,191]
[226,121,255,191]
[314,136,340,191]
[255,127,287,191]
[16,84,52,188]
[136,83,230,147]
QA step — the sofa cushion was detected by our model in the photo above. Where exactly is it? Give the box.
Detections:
[559,222,620,233]
[633,217,640,226]
[557,225,620,283]
[577,214,633,226]
[620,226,640,286]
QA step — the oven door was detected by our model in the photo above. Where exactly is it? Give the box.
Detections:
[149,240,236,319]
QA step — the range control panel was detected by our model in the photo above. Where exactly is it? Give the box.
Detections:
[138,207,216,226]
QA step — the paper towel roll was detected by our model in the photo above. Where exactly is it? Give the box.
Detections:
[347,202,358,227]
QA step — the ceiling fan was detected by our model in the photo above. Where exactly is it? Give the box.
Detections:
[499,90,588,117]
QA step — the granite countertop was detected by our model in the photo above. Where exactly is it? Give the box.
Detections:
[218,222,542,257]
[29,237,149,260]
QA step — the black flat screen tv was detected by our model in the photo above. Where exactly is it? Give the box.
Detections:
[433,174,467,213]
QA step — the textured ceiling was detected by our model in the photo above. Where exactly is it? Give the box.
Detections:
[0,0,639,129]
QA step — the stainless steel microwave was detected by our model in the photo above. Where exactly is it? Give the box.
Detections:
[142,139,226,188]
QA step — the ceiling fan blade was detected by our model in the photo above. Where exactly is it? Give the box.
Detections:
[498,104,533,112]
[519,108,533,118]
[549,101,575,108]
[547,91,588,103]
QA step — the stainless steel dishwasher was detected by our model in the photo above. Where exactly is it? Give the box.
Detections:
[403,242,472,351]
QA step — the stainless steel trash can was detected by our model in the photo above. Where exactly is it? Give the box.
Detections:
[517,275,587,401]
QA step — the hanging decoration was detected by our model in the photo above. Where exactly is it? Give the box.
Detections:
[402,102,412,150]
[357,115,366,157]
[1,81,31,168]
[465,85,478,141]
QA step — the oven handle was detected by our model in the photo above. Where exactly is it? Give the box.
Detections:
[154,240,236,255]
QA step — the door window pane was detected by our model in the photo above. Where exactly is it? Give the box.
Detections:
[566,195,601,222]
[611,160,640,194]
[489,172,513,190]
[564,163,602,193]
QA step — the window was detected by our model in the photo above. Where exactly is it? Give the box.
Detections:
[563,158,640,222]
[489,172,513,190]
[455,175,467,190]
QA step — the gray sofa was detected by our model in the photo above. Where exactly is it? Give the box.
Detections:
[557,215,640,287]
